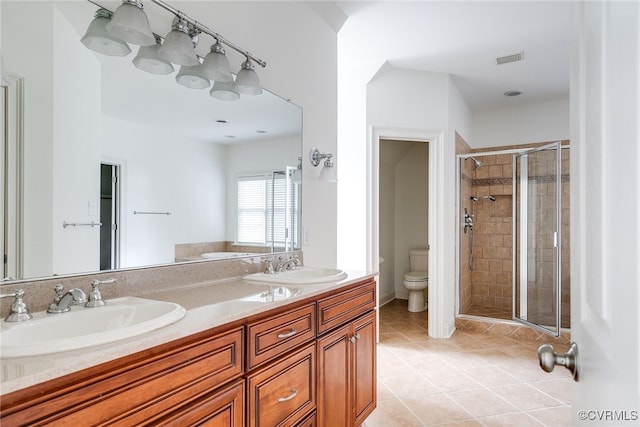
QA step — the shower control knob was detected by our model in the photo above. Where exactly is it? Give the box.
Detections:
[538,342,579,381]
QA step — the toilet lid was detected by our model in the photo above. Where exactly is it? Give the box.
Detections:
[404,271,428,281]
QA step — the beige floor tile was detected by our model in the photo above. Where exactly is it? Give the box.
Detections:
[381,374,442,398]
[529,378,572,404]
[527,405,572,426]
[418,366,483,392]
[478,412,545,426]
[402,393,474,426]
[365,300,574,427]
[461,365,522,387]
[364,399,424,427]
[490,383,565,410]
[446,389,518,418]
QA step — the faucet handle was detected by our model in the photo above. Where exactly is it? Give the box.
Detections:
[86,278,117,308]
[261,258,275,274]
[0,289,33,322]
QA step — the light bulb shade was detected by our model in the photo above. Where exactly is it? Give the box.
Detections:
[200,43,232,82]
[319,163,337,182]
[106,1,155,46]
[234,60,262,95]
[210,80,240,101]
[81,10,131,57]
[176,64,210,89]
[132,42,174,74]
[157,26,199,66]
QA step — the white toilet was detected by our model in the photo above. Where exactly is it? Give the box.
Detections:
[403,248,428,312]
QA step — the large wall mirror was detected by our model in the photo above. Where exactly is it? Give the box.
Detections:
[1,1,302,282]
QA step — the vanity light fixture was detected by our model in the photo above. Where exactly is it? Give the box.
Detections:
[309,147,337,183]
[200,41,233,82]
[234,58,263,96]
[210,81,240,101]
[157,18,200,66]
[176,63,210,89]
[81,9,132,57]
[132,35,174,74]
[82,0,266,99]
[106,0,156,47]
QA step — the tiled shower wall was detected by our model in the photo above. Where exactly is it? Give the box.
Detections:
[470,154,514,311]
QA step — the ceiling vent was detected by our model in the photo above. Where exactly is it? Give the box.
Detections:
[496,52,524,65]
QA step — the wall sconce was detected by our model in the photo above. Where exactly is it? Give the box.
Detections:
[309,147,337,182]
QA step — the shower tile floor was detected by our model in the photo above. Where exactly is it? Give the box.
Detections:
[364,299,572,426]
[465,305,512,320]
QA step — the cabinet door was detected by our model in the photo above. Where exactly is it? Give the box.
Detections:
[353,311,376,426]
[317,324,352,427]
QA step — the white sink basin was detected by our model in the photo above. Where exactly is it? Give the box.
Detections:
[0,296,186,358]
[243,267,347,285]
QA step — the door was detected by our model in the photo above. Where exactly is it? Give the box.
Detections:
[571,0,640,421]
[513,142,562,336]
[100,163,120,270]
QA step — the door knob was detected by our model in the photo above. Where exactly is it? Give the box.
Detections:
[538,342,579,381]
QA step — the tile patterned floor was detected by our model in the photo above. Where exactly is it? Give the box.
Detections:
[464,305,512,320]
[363,300,572,427]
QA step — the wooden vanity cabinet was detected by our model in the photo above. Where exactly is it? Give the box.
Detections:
[316,282,377,427]
[0,326,245,426]
[0,277,377,427]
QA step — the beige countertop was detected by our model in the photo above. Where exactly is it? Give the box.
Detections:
[0,270,373,395]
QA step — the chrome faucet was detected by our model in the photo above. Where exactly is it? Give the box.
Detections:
[276,255,302,272]
[0,289,33,322]
[86,278,117,307]
[262,258,275,274]
[47,285,87,314]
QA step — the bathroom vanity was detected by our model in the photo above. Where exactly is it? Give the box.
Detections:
[0,273,376,426]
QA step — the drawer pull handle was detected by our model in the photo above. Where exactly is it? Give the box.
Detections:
[278,389,298,402]
[277,328,297,339]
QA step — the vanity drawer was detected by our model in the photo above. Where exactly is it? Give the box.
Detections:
[1,327,244,426]
[317,280,376,334]
[247,343,316,427]
[247,303,316,369]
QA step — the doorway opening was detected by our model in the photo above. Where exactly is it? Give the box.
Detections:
[100,163,120,271]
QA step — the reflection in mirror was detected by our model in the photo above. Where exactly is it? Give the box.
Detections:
[1,1,302,281]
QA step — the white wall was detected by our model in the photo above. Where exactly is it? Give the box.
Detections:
[471,98,569,148]
[205,2,339,267]
[102,117,227,268]
[2,2,54,278]
[52,6,102,275]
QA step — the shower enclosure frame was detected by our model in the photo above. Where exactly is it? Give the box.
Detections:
[456,143,569,337]
[455,148,525,321]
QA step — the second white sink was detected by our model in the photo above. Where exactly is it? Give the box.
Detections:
[0,296,186,358]
[243,266,347,285]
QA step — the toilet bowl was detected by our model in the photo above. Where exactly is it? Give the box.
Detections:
[403,248,428,312]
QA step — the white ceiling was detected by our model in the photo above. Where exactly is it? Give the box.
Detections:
[330,1,572,112]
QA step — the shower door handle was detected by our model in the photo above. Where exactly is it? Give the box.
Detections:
[538,342,579,381]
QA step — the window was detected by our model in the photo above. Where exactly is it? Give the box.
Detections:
[236,171,300,250]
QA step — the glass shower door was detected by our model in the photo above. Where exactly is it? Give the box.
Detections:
[513,142,562,336]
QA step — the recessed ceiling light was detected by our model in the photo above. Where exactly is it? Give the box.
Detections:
[224,135,236,138]
[215,119,228,124]
[256,130,267,134]
[504,90,522,97]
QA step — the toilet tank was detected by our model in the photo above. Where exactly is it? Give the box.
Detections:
[409,248,428,271]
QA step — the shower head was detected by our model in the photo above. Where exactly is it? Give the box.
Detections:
[466,156,483,168]
[470,196,479,202]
